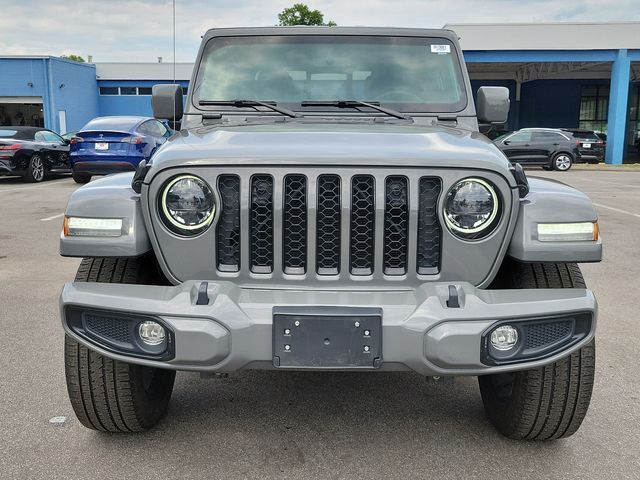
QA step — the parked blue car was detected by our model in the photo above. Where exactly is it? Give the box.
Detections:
[69,116,172,183]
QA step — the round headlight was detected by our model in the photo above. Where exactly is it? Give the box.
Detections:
[444,178,500,239]
[160,175,215,234]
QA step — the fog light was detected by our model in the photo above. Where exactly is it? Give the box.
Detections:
[490,325,518,351]
[138,321,166,346]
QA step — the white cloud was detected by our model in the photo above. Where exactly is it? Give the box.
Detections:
[0,0,638,61]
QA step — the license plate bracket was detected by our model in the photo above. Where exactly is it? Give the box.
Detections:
[273,307,382,369]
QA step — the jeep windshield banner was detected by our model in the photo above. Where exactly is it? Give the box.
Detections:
[193,35,468,113]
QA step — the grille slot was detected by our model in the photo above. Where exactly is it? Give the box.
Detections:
[417,177,442,274]
[216,175,241,271]
[250,175,274,273]
[350,175,376,275]
[383,176,409,275]
[316,175,341,275]
[283,175,308,274]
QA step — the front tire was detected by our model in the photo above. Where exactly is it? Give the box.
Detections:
[24,154,45,182]
[479,261,595,440]
[553,153,573,171]
[64,257,175,432]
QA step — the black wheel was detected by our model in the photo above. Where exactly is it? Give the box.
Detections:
[64,257,175,432]
[24,154,45,182]
[72,171,91,184]
[553,153,573,171]
[479,261,595,440]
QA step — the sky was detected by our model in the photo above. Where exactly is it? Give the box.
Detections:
[1,0,639,62]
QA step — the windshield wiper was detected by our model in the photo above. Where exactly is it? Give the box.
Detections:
[300,100,412,121]
[198,99,301,118]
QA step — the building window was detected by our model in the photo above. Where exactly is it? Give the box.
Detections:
[629,84,640,151]
[579,85,609,132]
[99,87,119,95]
[99,85,188,96]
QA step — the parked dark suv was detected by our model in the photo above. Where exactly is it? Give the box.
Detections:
[494,128,602,171]
[561,129,605,164]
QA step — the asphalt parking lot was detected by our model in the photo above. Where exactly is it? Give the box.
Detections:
[0,169,638,479]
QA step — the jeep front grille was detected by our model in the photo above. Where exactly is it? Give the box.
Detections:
[214,172,442,278]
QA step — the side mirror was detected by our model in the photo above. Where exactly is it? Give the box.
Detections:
[477,86,510,124]
[152,84,183,123]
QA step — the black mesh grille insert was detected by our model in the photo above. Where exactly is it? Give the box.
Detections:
[250,175,274,273]
[417,177,442,274]
[524,320,573,349]
[350,175,375,275]
[316,175,341,275]
[283,175,307,273]
[85,313,132,344]
[216,175,240,271]
[383,176,409,275]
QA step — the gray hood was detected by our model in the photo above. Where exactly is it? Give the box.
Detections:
[147,121,514,184]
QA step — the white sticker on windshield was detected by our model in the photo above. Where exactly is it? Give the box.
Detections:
[431,44,451,54]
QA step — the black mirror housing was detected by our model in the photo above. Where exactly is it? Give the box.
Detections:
[152,84,183,122]
[477,86,510,124]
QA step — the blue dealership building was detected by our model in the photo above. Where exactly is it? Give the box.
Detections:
[1,21,638,163]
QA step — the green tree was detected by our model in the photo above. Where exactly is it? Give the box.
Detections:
[278,3,336,26]
[61,54,85,63]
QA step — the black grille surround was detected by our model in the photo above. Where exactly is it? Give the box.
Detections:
[383,176,409,275]
[316,175,342,275]
[283,175,308,274]
[216,175,241,271]
[350,175,376,275]
[417,177,442,274]
[250,175,274,273]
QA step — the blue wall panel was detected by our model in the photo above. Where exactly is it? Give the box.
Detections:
[0,57,98,133]
[0,58,46,97]
[49,58,99,132]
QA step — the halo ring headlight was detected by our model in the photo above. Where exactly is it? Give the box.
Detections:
[444,177,500,239]
[160,175,215,235]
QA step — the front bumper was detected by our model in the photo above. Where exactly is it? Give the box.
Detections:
[60,281,596,376]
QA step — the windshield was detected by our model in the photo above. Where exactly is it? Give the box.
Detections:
[193,35,467,113]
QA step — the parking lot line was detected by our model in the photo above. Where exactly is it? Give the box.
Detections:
[0,178,71,193]
[40,213,65,222]
[593,202,640,218]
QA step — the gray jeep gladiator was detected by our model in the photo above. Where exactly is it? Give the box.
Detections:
[59,27,601,439]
